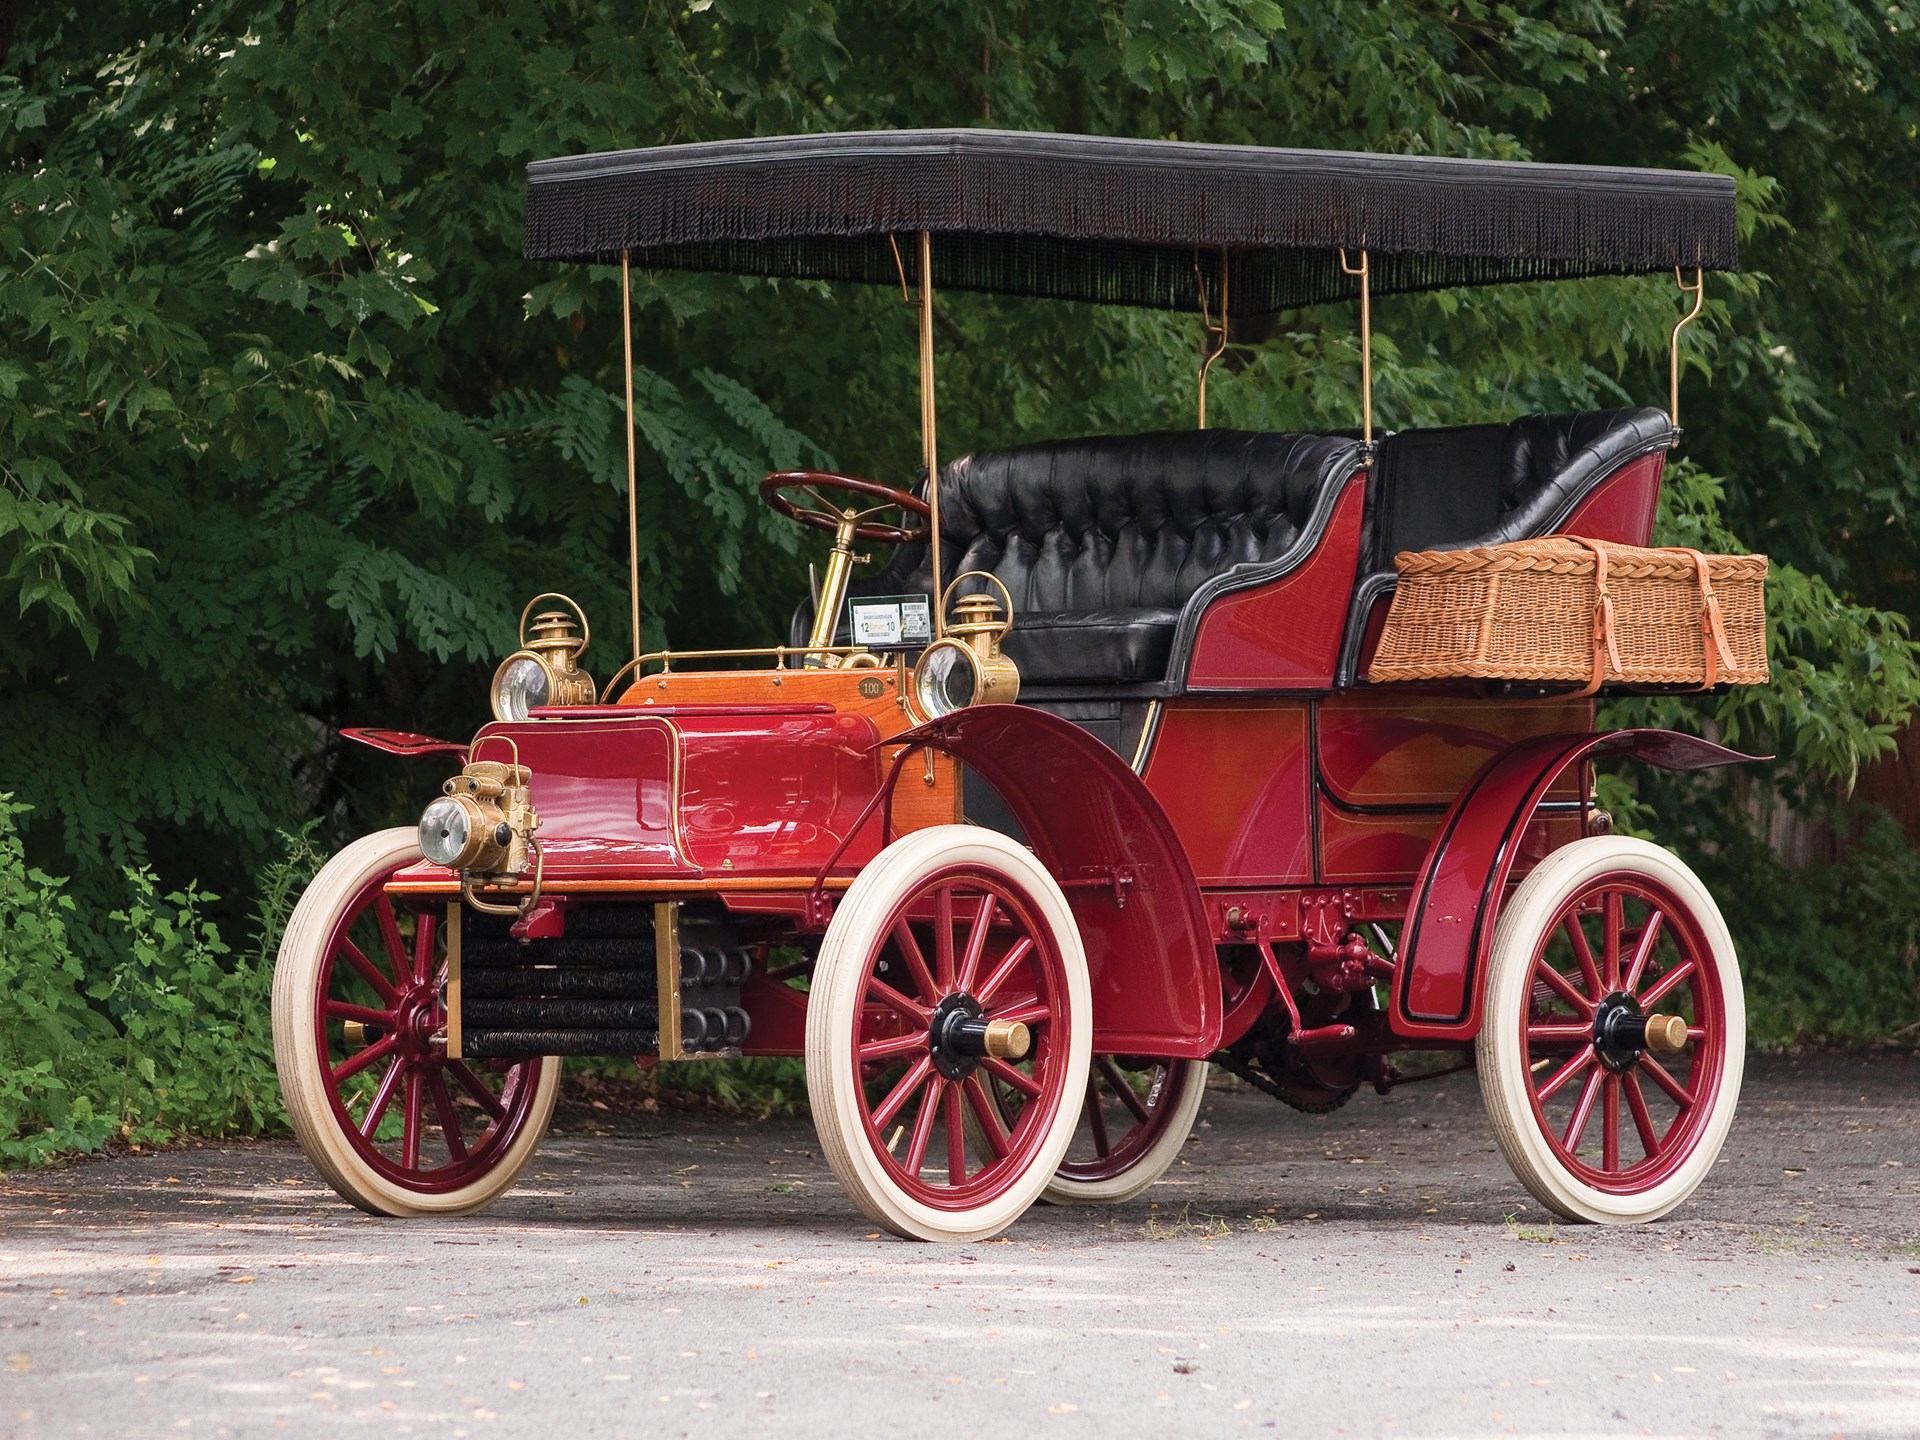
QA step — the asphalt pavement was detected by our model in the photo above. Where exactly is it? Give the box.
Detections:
[3,1051,1917,1440]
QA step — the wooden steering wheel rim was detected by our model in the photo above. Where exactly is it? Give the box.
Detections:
[760,471,931,545]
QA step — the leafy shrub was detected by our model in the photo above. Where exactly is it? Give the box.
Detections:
[0,795,301,1166]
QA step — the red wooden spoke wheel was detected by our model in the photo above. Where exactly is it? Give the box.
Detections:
[1478,836,1744,1224]
[272,830,559,1216]
[980,1054,1207,1204]
[807,826,1091,1241]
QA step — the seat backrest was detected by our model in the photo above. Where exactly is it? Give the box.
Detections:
[1360,407,1675,573]
[1336,406,1676,686]
[881,429,1363,614]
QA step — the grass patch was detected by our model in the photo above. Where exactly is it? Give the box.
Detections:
[1145,1202,1232,1240]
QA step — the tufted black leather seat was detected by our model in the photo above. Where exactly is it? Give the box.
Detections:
[793,430,1364,688]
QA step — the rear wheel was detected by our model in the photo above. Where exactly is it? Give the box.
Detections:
[272,829,559,1217]
[806,826,1091,1241]
[1478,836,1743,1224]
[981,1055,1206,1204]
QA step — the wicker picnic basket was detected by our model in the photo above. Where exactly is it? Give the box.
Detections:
[1367,537,1769,693]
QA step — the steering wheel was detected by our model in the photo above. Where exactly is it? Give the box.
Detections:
[760,471,931,545]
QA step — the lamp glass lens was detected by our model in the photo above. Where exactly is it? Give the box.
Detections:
[915,643,978,717]
[492,656,550,722]
[419,797,471,868]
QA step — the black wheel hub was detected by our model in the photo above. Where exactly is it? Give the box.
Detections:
[1592,991,1650,1073]
[928,992,986,1080]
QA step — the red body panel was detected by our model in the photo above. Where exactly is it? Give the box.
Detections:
[905,706,1221,1059]
[389,708,885,890]
[1389,729,1762,1042]
[1140,702,1312,886]
[1183,472,1367,689]
[1560,451,1665,546]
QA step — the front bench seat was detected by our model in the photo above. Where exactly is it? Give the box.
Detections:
[794,430,1364,689]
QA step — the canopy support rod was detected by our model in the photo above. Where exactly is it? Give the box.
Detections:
[621,251,642,664]
[1195,247,1229,430]
[1339,248,1373,449]
[1668,267,1705,447]
[917,230,943,638]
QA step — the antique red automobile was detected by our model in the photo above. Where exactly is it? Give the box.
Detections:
[273,130,1755,1241]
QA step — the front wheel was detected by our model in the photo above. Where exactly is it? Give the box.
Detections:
[272,828,560,1217]
[806,826,1092,1241]
[1478,836,1744,1224]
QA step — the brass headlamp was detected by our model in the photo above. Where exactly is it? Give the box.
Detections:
[491,593,594,722]
[912,572,1020,719]
[418,758,537,876]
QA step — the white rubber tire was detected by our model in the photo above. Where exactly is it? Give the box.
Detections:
[1040,1058,1209,1205]
[1477,836,1744,1224]
[272,828,560,1217]
[806,825,1092,1242]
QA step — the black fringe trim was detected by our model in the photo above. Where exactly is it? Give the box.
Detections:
[525,128,1738,314]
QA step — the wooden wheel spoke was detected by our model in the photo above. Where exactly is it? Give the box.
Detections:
[1525,1021,1593,1047]
[1638,959,1696,1009]
[1562,1067,1604,1152]
[974,938,1033,1005]
[339,939,400,1005]
[956,892,996,994]
[903,1077,942,1174]
[889,919,940,1004]
[1639,1054,1695,1110]
[990,1000,1049,1027]
[1563,916,1603,1000]
[981,1056,1041,1098]
[447,1060,506,1120]
[1097,1057,1152,1125]
[326,1000,392,1028]
[1622,1071,1663,1161]
[359,1056,407,1140]
[1535,1045,1594,1103]
[871,1055,935,1131]
[1085,1074,1112,1156]
[962,1077,1009,1159]
[331,1031,400,1086]
[1622,909,1665,995]
[865,974,931,1024]
[1601,1075,1621,1172]
[375,895,411,989]
[400,1069,423,1170]
[1601,891,1623,991]
[1534,962,1594,1016]
[426,1071,469,1162]
[945,1079,968,1185]
[412,911,438,986]
[860,1031,929,1064]
[934,886,956,991]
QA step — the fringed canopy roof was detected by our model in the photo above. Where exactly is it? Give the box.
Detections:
[525,129,1737,315]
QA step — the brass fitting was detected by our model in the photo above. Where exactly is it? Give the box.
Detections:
[981,1019,1031,1061]
[1643,1013,1689,1053]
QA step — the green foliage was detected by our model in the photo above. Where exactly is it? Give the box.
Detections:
[0,795,286,1164]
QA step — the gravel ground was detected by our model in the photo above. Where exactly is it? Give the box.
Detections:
[2,1051,1917,1440]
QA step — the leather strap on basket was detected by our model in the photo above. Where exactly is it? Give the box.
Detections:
[1674,546,1737,689]
[1569,537,1623,698]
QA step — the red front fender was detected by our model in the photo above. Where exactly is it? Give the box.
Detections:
[1389,728,1764,1043]
[898,706,1221,1059]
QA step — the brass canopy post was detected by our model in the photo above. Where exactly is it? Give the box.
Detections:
[1669,267,1705,446]
[1340,247,1373,448]
[621,252,643,663]
[917,230,943,638]
[1195,246,1229,430]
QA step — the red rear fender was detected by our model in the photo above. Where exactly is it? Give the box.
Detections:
[1389,728,1764,1043]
